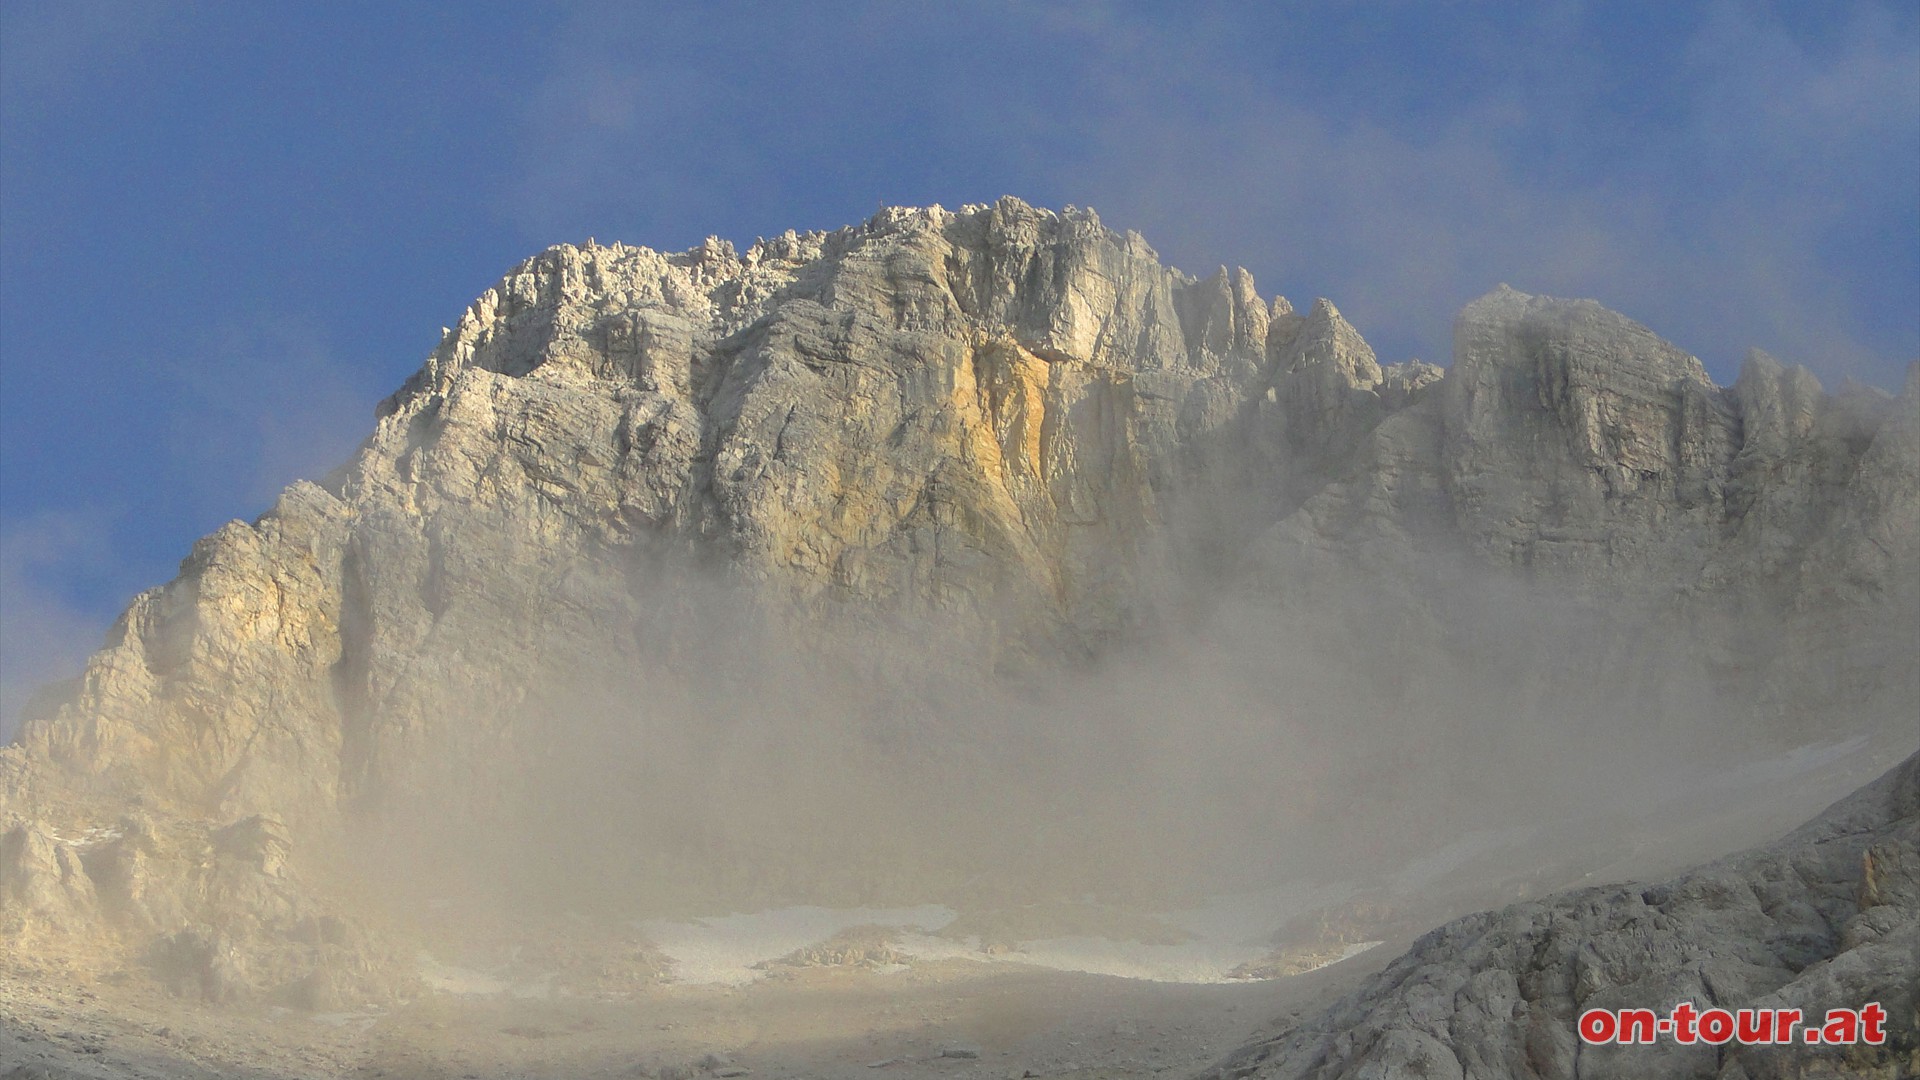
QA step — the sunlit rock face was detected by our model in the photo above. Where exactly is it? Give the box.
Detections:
[6,199,1408,822]
[1,199,1914,1007]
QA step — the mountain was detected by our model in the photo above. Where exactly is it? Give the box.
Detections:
[2,198,1914,1012]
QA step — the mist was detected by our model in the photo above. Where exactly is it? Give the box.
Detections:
[327,485,1896,954]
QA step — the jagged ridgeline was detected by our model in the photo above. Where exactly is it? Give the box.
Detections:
[2,199,1915,1006]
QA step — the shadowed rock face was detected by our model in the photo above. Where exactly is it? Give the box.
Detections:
[1200,752,1920,1080]
[1,199,1914,1007]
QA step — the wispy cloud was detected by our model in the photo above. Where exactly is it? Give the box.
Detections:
[1038,2,1918,385]
[494,1,1917,388]
[0,510,114,741]
[159,316,388,516]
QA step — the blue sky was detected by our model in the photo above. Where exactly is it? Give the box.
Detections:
[2,1,1916,731]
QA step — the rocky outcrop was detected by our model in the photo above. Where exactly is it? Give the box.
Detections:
[1200,751,1920,1080]
[1248,290,1915,745]
[0,810,405,1009]
[1266,285,1910,595]
[1,199,1913,1005]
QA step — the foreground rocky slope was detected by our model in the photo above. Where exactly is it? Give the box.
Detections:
[2,199,1915,1010]
[1201,750,1920,1080]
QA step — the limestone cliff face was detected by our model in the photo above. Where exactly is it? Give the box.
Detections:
[6,199,1407,824]
[1270,284,1909,595]
[1442,286,1743,575]
[1252,287,1915,742]
[1,199,1913,1005]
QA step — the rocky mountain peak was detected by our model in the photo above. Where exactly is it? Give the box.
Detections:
[2,203,1913,1024]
